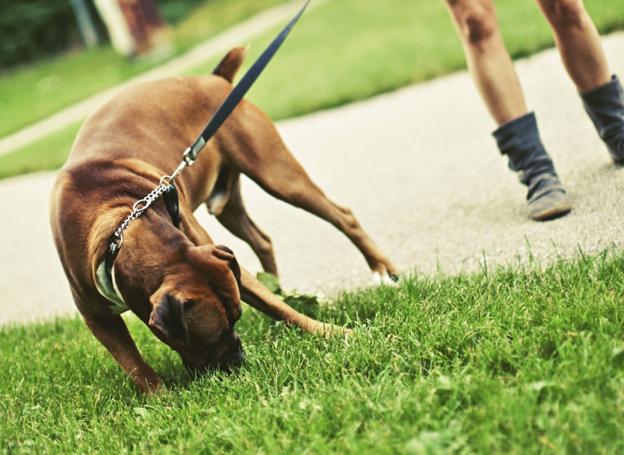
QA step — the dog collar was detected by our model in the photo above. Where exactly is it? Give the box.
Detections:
[95,260,128,314]
[96,183,181,312]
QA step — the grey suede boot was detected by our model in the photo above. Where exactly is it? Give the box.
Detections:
[493,112,571,221]
[581,75,624,164]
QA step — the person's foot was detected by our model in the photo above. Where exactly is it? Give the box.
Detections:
[493,112,572,222]
[526,173,571,221]
[582,75,624,164]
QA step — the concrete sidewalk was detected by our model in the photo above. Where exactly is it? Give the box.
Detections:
[1,33,623,326]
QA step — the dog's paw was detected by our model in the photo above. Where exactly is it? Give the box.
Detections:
[371,271,399,287]
[318,323,352,340]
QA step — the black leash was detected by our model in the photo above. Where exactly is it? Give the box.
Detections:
[183,0,311,165]
[104,0,311,275]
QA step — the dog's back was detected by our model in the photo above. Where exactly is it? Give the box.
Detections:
[64,47,248,170]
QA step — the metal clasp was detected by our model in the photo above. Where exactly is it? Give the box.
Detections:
[182,147,194,166]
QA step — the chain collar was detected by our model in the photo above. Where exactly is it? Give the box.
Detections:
[113,176,174,246]
[110,149,191,250]
[98,165,184,308]
[104,152,190,282]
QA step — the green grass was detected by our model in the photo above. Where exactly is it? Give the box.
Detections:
[0,0,287,139]
[2,252,624,453]
[2,0,624,181]
[0,122,82,180]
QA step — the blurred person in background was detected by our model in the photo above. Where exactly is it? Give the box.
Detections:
[94,0,170,57]
[445,0,624,221]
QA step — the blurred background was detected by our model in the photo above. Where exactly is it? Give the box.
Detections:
[1,0,623,178]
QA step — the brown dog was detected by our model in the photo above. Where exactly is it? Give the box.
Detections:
[50,47,396,393]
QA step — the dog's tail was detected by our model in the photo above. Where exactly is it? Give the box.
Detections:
[212,46,248,83]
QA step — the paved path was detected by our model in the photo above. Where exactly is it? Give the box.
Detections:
[1,33,623,326]
[0,0,327,157]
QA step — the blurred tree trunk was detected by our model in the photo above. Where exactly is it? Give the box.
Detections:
[93,0,170,57]
[70,0,100,48]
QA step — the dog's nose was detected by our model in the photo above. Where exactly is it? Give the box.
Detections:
[227,347,245,369]
[224,335,245,369]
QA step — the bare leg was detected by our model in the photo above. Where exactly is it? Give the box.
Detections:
[446,0,571,222]
[446,0,528,125]
[215,178,278,276]
[84,313,161,393]
[536,0,611,92]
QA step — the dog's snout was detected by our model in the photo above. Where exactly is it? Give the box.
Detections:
[227,346,245,369]
[224,335,245,369]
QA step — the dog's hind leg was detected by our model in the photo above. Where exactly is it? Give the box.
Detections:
[215,177,278,276]
[206,166,237,217]
[230,128,397,283]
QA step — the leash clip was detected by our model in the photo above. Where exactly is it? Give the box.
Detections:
[183,137,206,166]
[182,147,195,166]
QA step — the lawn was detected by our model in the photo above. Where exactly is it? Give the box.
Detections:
[0,0,288,139]
[2,0,624,181]
[1,253,623,453]
[0,122,82,180]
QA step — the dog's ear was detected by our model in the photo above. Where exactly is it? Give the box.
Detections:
[186,244,235,265]
[215,245,241,287]
[186,244,241,287]
[148,293,189,343]
[185,244,242,321]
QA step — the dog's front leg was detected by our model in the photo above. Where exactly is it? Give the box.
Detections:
[239,268,348,337]
[84,313,162,393]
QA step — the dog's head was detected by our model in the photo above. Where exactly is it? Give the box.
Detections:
[148,244,244,373]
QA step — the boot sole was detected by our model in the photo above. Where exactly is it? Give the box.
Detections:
[531,203,572,222]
